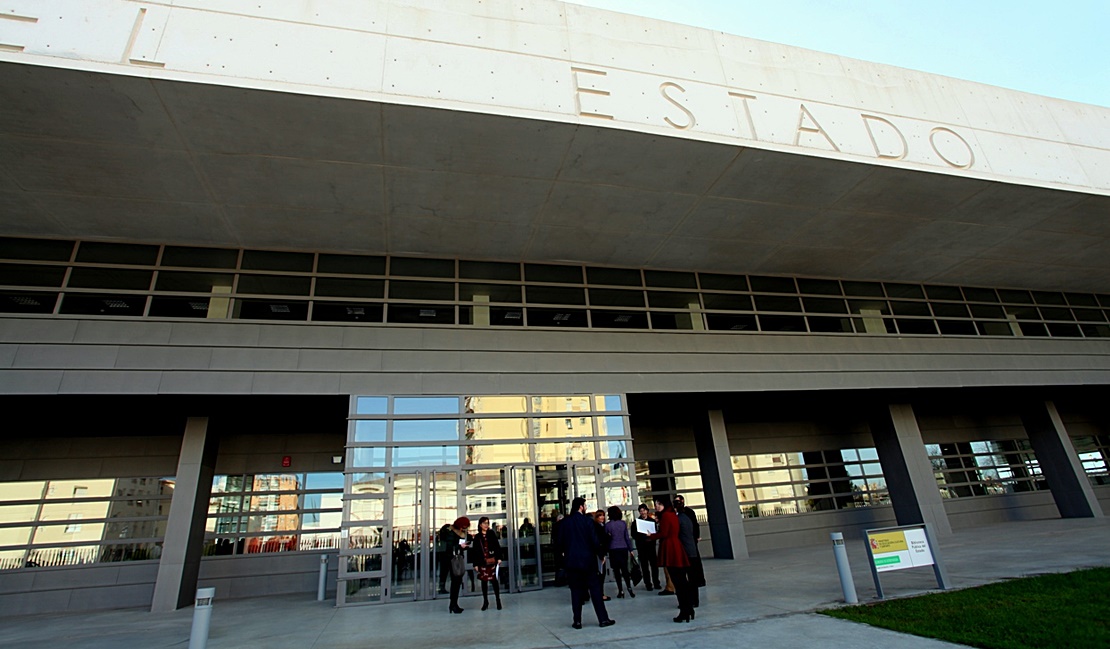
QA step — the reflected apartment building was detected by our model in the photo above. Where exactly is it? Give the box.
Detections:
[1,0,1108,616]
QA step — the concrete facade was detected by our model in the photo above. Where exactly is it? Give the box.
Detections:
[0,0,1108,617]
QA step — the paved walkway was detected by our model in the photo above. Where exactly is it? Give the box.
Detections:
[2,517,1108,649]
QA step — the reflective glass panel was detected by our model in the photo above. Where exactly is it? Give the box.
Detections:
[534,442,594,463]
[351,448,386,468]
[465,418,528,440]
[350,473,388,496]
[600,440,629,460]
[347,526,385,550]
[601,462,631,484]
[0,481,46,502]
[305,473,345,491]
[597,416,626,436]
[355,396,388,415]
[466,443,529,465]
[354,421,386,442]
[595,395,623,411]
[465,469,504,490]
[533,417,593,438]
[394,397,459,415]
[393,420,459,442]
[348,498,386,522]
[531,396,592,413]
[392,446,460,467]
[344,577,383,603]
[465,396,528,414]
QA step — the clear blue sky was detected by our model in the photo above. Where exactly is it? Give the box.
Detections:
[568,1,1110,107]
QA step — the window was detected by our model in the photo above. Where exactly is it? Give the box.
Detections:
[926,441,1044,498]
[204,473,344,556]
[0,477,174,570]
[730,448,888,517]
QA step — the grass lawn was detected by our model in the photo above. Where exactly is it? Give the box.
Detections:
[820,567,1110,648]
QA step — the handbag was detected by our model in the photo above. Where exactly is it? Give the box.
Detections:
[484,555,497,566]
[629,554,643,586]
[450,553,466,578]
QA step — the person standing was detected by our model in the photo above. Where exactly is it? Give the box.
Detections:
[604,506,635,598]
[445,517,471,614]
[649,497,693,623]
[631,503,659,591]
[558,497,616,629]
[470,516,504,611]
[674,494,704,608]
[593,510,612,602]
[653,499,677,596]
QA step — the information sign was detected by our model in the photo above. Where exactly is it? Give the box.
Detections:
[863,524,948,598]
[868,527,935,572]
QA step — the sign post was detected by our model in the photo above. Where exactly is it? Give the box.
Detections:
[863,524,948,598]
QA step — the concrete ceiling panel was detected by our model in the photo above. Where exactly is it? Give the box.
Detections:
[381,104,573,179]
[557,126,738,194]
[0,190,65,237]
[198,155,385,212]
[709,148,873,207]
[1030,195,1110,237]
[385,168,551,224]
[981,229,1102,265]
[220,206,387,253]
[673,197,820,243]
[940,183,1086,228]
[754,245,869,278]
[540,183,697,234]
[784,211,925,251]
[853,252,979,283]
[157,81,384,164]
[526,224,666,266]
[643,237,776,273]
[0,136,207,202]
[878,220,1019,257]
[0,64,183,149]
[832,167,985,218]
[388,215,535,259]
[32,195,232,245]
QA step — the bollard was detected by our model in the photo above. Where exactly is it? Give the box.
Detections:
[188,587,216,649]
[317,554,328,601]
[830,532,859,604]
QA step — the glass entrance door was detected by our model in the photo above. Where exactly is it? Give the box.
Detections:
[505,466,541,591]
[389,469,459,602]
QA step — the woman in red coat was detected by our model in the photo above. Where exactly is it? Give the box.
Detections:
[649,497,694,622]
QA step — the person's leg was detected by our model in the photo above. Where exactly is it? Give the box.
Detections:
[481,579,489,610]
[449,574,463,612]
[670,567,692,620]
[647,548,659,590]
[689,557,701,607]
[661,567,675,594]
[492,575,502,609]
[568,570,586,627]
[438,553,449,593]
[611,549,628,596]
[586,571,611,624]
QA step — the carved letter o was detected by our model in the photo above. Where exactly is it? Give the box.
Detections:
[928,127,975,169]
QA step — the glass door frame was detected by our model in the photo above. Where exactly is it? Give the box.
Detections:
[505,465,541,592]
[387,468,460,603]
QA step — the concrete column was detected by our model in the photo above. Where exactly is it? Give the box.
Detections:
[869,403,952,537]
[152,417,218,612]
[1020,401,1103,518]
[693,409,748,559]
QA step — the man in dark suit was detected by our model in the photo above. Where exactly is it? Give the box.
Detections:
[558,496,616,629]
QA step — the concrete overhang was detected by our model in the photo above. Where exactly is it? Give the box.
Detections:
[1,61,1108,292]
